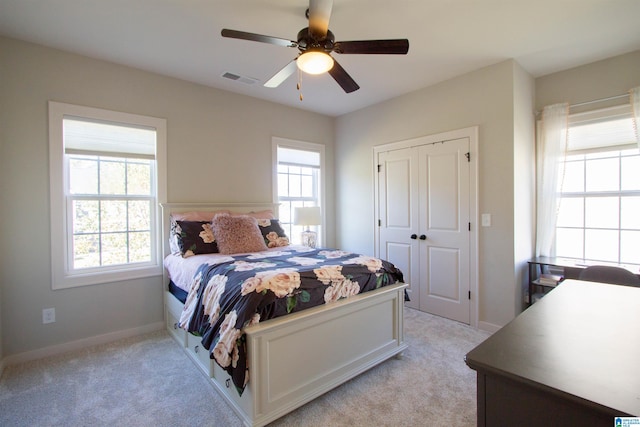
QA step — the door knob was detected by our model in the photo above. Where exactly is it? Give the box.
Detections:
[419,234,427,240]
[410,234,417,240]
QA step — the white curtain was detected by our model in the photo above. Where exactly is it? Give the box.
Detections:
[535,103,569,258]
[631,86,640,149]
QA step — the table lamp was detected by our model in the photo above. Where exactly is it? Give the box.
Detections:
[294,206,321,248]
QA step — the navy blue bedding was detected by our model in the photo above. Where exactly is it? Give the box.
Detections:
[177,246,404,395]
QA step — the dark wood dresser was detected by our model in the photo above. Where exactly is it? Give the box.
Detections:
[465,279,640,426]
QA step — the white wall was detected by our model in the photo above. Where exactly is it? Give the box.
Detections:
[0,36,334,360]
[335,60,532,330]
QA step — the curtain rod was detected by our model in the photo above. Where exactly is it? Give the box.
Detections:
[536,92,630,115]
[568,93,630,109]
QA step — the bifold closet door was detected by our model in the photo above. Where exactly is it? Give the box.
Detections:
[377,137,470,324]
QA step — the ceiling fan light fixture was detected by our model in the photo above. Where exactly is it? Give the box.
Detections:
[297,51,334,75]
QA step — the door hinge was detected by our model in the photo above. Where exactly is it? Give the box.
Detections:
[468,290,471,300]
[378,219,381,226]
[465,152,471,162]
[377,164,382,172]
[468,222,471,231]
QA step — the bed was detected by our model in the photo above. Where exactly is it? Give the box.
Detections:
[161,203,408,427]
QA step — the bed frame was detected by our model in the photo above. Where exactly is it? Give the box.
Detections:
[161,203,408,427]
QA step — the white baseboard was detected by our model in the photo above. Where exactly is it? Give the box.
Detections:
[478,320,502,334]
[3,321,164,366]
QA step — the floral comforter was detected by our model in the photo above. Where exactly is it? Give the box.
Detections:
[178,246,404,395]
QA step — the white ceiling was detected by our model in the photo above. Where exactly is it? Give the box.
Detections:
[1,0,640,117]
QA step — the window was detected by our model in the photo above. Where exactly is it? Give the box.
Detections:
[554,105,640,269]
[272,137,324,245]
[49,102,167,289]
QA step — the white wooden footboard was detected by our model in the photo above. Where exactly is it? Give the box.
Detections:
[160,203,407,426]
[165,283,407,427]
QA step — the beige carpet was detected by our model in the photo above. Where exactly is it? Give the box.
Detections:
[0,308,490,427]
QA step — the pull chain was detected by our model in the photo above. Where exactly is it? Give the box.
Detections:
[297,68,303,101]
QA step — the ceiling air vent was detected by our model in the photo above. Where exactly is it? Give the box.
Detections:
[221,72,259,85]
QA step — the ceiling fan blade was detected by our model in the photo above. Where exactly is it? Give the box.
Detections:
[308,0,333,40]
[264,59,298,88]
[328,58,359,93]
[334,39,409,55]
[221,29,297,48]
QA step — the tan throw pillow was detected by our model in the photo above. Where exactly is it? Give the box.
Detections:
[211,213,268,254]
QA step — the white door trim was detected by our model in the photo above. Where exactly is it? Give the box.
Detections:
[374,126,479,328]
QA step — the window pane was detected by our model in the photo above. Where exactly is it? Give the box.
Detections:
[129,231,151,263]
[278,172,289,196]
[289,174,301,197]
[620,230,640,265]
[101,200,127,232]
[74,234,100,269]
[101,233,128,265]
[73,200,99,233]
[562,161,584,193]
[127,161,151,195]
[279,201,292,224]
[621,155,640,191]
[69,157,98,194]
[621,197,640,229]
[129,200,150,231]
[100,160,126,195]
[585,157,619,192]
[584,197,618,229]
[555,228,583,259]
[557,197,583,228]
[584,229,618,262]
[301,175,313,197]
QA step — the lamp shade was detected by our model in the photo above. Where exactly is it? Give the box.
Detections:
[297,51,334,75]
[294,206,321,226]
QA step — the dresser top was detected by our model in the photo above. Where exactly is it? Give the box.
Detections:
[466,280,640,416]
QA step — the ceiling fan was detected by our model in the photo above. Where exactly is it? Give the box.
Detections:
[221,0,409,94]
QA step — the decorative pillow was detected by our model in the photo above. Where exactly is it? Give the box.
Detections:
[173,220,219,257]
[169,211,229,255]
[257,219,290,248]
[211,213,268,254]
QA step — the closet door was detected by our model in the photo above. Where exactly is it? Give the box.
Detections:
[377,137,471,324]
[377,148,421,309]
[417,138,470,323]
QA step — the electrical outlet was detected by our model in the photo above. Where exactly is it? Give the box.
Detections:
[42,308,56,324]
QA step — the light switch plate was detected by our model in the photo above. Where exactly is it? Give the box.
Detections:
[43,308,56,324]
[481,213,491,227]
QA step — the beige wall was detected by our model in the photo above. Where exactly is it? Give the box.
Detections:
[513,62,537,311]
[536,50,640,112]
[0,36,334,359]
[1,32,638,361]
[335,60,533,330]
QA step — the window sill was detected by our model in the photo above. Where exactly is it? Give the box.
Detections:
[52,265,163,290]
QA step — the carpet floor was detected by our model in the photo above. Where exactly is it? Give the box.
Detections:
[0,308,490,427]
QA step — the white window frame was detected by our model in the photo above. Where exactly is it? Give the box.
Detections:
[553,104,639,268]
[49,101,167,289]
[272,137,325,246]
